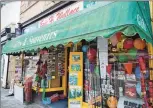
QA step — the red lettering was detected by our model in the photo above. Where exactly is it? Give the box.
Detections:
[49,16,54,24]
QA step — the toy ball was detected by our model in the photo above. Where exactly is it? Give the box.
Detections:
[128,48,137,60]
[136,83,141,97]
[82,45,88,53]
[123,38,134,49]
[136,50,148,59]
[87,48,97,62]
[118,53,128,63]
[135,66,149,79]
[134,38,146,50]
[110,35,118,46]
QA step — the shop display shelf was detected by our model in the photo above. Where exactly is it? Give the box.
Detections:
[32,87,64,92]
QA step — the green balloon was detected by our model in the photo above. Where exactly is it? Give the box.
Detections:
[128,48,137,59]
[118,53,128,62]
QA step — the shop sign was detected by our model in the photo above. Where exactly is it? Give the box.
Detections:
[38,1,83,28]
[12,30,57,48]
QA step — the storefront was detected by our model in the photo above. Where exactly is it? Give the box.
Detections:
[2,1,153,108]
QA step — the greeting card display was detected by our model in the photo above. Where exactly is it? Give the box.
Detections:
[68,52,83,108]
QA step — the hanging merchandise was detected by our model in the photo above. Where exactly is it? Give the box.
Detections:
[108,53,117,63]
[136,50,148,59]
[57,44,65,76]
[87,48,97,62]
[24,77,33,103]
[138,57,149,108]
[136,83,142,97]
[109,34,118,46]
[135,66,149,79]
[124,81,137,98]
[134,38,146,50]
[149,81,153,104]
[106,64,112,76]
[82,45,88,53]
[127,48,137,60]
[47,46,56,78]
[123,63,133,74]
[123,38,134,50]
[118,53,128,63]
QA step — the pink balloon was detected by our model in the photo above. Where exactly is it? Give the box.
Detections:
[110,35,118,46]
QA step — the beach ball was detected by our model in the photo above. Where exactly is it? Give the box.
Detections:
[82,45,88,53]
[128,48,137,60]
[136,50,148,59]
[110,35,118,46]
[87,48,97,62]
[135,66,149,79]
[123,38,134,49]
[134,38,146,50]
[136,83,141,97]
[118,53,128,62]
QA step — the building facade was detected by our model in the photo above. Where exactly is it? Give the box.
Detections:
[1,1,21,88]
[19,1,78,34]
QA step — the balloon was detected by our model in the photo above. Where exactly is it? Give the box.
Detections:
[136,83,141,97]
[123,38,134,49]
[110,35,118,46]
[128,48,137,60]
[135,66,149,79]
[134,38,146,50]
[136,50,148,59]
[82,45,88,53]
[87,48,97,62]
[118,53,128,62]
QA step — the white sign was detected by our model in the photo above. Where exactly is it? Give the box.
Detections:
[38,1,83,28]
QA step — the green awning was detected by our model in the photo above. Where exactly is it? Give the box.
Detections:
[3,1,153,54]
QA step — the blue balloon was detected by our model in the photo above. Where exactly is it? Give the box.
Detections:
[82,45,88,53]
[135,66,149,79]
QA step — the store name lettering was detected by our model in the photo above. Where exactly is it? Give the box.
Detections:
[29,31,57,44]
[13,31,57,48]
[39,4,81,27]
[124,101,142,108]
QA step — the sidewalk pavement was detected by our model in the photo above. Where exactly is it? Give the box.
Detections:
[1,88,50,108]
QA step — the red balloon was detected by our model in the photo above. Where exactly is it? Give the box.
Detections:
[123,38,134,49]
[87,48,97,62]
